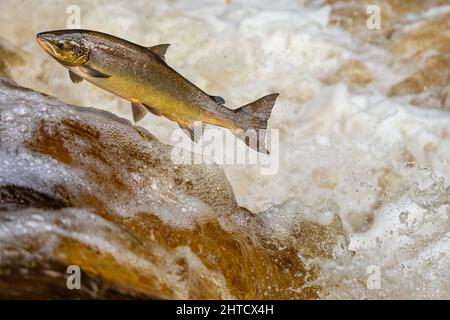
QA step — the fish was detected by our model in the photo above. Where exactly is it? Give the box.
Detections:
[36,29,278,153]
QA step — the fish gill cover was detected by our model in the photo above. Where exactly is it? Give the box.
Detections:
[0,0,449,299]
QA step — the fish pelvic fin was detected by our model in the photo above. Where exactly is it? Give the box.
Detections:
[142,103,161,116]
[131,102,148,122]
[232,93,279,154]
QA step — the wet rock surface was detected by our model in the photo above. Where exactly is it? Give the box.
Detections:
[0,78,346,299]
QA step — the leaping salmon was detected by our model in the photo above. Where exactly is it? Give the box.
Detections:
[36,30,278,153]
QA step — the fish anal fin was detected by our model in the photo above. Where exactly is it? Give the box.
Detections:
[79,66,111,78]
[131,102,148,123]
[211,95,225,104]
[148,44,170,61]
[180,122,204,143]
[182,127,197,142]
[69,70,83,83]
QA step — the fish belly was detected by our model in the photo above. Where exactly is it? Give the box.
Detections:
[76,68,237,129]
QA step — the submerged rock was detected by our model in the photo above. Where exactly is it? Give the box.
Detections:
[0,77,346,299]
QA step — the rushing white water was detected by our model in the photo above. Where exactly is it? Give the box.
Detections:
[0,0,449,299]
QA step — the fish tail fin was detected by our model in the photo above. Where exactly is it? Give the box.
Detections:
[232,93,279,154]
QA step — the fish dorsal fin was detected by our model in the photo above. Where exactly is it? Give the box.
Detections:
[131,102,148,123]
[148,44,170,61]
[69,70,83,83]
[211,95,225,104]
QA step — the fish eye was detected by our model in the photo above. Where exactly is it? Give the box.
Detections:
[56,41,65,49]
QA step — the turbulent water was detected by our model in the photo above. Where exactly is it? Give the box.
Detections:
[0,0,449,299]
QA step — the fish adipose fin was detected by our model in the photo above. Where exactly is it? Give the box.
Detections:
[232,93,279,154]
[131,102,148,122]
[79,66,111,78]
[211,95,225,104]
[148,44,170,61]
[69,70,83,83]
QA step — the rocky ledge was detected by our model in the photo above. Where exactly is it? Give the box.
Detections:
[0,78,346,299]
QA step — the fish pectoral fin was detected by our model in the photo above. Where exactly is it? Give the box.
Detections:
[211,95,225,104]
[148,44,170,61]
[131,102,148,123]
[68,70,84,83]
[180,123,204,143]
[79,66,111,78]
[141,103,161,116]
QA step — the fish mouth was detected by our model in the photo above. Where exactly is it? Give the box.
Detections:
[36,33,58,57]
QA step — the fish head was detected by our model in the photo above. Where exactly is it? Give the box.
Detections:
[37,31,90,67]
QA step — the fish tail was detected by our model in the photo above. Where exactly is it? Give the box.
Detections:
[232,93,279,154]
